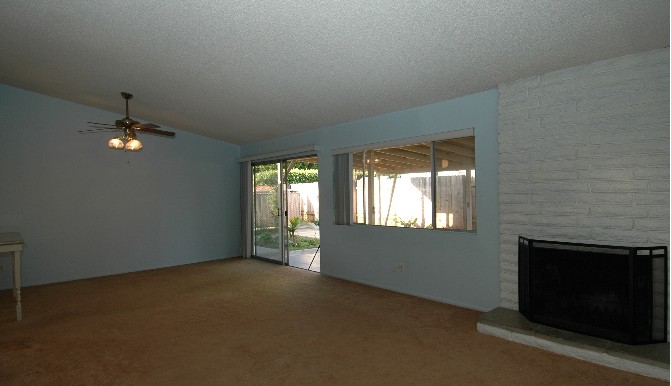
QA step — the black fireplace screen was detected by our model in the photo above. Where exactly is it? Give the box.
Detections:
[519,237,668,345]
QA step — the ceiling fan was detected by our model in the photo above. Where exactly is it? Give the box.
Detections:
[79,92,175,151]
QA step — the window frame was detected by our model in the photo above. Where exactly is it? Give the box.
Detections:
[332,128,476,232]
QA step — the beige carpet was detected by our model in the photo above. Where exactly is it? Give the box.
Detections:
[0,258,664,385]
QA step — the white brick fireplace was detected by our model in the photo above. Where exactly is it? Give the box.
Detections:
[484,48,670,380]
[497,48,669,310]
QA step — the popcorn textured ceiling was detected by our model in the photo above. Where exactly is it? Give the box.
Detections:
[0,1,668,144]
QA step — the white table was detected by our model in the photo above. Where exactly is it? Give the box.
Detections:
[0,232,23,321]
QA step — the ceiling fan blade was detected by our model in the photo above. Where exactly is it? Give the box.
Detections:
[87,126,119,130]
[131,122,160,129]
[77,130,116,134]
[137,127,176,137]
[87,121,116,126]
[79,127,118,132]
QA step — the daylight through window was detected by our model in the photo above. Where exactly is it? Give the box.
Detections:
[346,134,476,231]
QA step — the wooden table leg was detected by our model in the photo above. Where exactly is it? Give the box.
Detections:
[13,250,21,321]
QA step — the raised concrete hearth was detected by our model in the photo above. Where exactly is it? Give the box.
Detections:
[477,307,669,381]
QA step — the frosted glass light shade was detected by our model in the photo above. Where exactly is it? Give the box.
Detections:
[125,139,142,151]
[108,137,124,149]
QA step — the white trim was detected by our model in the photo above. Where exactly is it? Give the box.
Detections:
[330,128,474,155]
[239,145,320,163]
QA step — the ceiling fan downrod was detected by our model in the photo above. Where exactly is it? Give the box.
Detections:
[121,92,133,118]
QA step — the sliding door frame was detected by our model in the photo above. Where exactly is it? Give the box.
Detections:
[250,160,289,264]
[245,148,318,266]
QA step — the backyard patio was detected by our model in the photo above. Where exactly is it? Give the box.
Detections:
[254,222,320,272]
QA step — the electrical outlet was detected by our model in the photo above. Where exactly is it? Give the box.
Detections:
[392,263,405,272]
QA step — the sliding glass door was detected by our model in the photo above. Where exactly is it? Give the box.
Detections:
[252,161,287,263]
[251,155,320,272]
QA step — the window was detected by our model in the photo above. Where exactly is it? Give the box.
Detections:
[334,131,476,231]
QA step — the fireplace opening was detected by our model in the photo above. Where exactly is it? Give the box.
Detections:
[519,237,668,345]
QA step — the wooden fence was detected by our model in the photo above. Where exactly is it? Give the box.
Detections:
[254,189,316,229]
[354,174,476,229]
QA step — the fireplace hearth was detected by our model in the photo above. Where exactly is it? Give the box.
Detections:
[518,237,668,345]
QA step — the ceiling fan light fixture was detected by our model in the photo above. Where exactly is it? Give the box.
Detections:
[84,92,175,152]
[108,136,124,149]
[125,138,142,151]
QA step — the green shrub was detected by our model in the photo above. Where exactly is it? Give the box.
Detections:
[287,169,318,184]
[287,217,302,243]
[254,170,279,186]
[254,169,319,185]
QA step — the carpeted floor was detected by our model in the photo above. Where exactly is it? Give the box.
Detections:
[0,258,665,385]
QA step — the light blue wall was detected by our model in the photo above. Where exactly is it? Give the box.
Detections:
[241,89,500,311]
[0,84,500,311]
[0,85,241,289]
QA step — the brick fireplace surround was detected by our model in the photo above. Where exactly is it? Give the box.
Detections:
[479,48,669,380]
